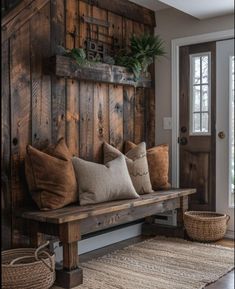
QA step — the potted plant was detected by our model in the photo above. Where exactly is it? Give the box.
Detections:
[115,34,166,80]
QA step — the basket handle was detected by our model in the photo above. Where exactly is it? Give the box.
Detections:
[226,215,230,224]
[34,241,54,272]
[10,256,35,266]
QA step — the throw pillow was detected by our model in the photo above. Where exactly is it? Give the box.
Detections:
[72,155,139,205]
[103,142,153,194]
[125,141,171,190]
[25,138,77,210]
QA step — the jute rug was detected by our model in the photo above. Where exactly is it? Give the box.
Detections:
[54,237,234,289]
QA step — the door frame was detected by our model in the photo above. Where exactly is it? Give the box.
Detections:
[171,29,234,187]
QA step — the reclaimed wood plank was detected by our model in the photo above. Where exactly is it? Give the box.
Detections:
[1,0,50,44]
[132,21,145,144]
[123,18,133,49]
[134,87,146,144]
[79,81,94,160]
[93,83,109,163]
[10,22,31,246]
[78,0,91,48]
[123,86,134,142]
[144,25,155,148]
[51,0,66,142]
[19,189,196,224]
[91,6,108,44]
[66,0,80,156]
[79,0,156,27]
[52,55,151,87]
[80,198,180,235]
[109,85,123,150]
[1,40,12,249]
[30,4,51,147]
[108,11,123,51]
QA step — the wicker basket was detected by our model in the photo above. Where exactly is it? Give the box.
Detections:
[2,241,55,289]
[184,211,230,242]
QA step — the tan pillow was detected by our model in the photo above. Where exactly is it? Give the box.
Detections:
[125,141,171,190]
[25,138,77,210]
[72,155,139,205]
[103,142,153,195]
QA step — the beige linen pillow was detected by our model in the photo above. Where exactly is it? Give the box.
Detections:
[103,142,153,195]
[72,155,139,205]
[125,141,171,190]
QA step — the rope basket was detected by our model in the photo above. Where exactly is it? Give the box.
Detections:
[2,241,55,289]
[184,211,230,242]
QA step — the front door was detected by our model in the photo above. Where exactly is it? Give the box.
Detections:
[179,42,216,211]
[216,39,234,236]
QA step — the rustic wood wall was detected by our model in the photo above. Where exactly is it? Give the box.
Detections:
[1,0,156,249]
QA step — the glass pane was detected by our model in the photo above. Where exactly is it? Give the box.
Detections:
[202,85,209,111]
[201,113,209,132]
[193,86,201,112]
[230,56,235,205]
[201,56,209,83]
[193,57,201,84]
[193,113,201,132]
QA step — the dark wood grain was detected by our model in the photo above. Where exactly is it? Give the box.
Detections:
[51,0,66,143]
[51,55,152,87]
[123,87,135,142]
[30,4,51,147]
[79,81,94,160]
[1,0,156,250]
[18,189,196,224]
[80,0,156,27]
[1,0,50,44]
[109,85,124,150]
[1,40,12,249]
[93,83,109,162]
[65,0,80,156]
[179,42,216,211]
[10,22,31,246]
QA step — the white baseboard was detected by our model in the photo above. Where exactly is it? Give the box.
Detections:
[53,223,143,263]
[225,230,234,240]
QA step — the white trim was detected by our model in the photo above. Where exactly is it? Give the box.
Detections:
[225,229,235,240]
[171,29,234,187]
[52,223,143,263]
[229,55,234,208]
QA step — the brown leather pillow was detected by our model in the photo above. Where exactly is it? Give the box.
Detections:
[125,141,171,190]
[25,138,78,210]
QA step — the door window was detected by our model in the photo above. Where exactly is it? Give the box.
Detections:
[190,52,211,135]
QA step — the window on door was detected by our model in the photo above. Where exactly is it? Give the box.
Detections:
[229,55,234,207]
[189,52,211,135]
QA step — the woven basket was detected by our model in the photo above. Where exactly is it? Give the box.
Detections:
[184,211,230,242]
[2,241,55,289]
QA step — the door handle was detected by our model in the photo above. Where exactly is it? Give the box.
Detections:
[218,131,225,139]
[178,137,188,145]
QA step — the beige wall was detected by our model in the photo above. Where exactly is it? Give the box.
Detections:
[154,8,234,178]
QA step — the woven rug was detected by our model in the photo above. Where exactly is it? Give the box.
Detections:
[54,237,234,289]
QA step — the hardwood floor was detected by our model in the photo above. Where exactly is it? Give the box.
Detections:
[206,238,234,289]
[80,236,234,289]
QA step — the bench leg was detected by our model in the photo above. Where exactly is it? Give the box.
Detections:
[55,222,83,289]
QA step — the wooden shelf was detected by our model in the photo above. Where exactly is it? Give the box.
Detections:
[50,55,152,88]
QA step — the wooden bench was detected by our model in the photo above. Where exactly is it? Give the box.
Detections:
[17,188,196,289]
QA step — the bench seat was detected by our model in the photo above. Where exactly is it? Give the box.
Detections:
[17,188,196,289]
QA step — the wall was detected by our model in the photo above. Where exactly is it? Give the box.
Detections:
[1,0,155,249]
[154,8,234,176]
